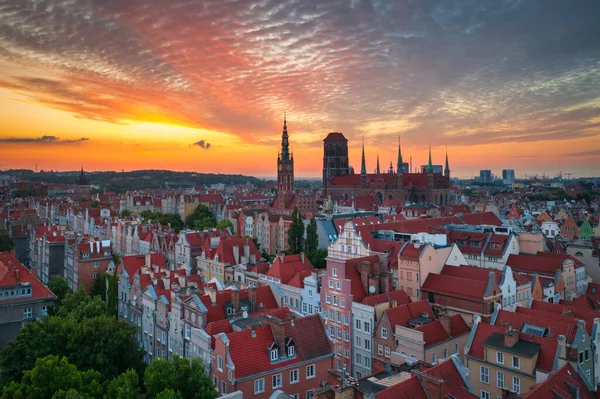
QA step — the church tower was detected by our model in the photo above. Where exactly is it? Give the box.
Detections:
[277,113,294,193]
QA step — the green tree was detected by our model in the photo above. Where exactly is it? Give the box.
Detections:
[120,210,132,218]
[287,207,305,255]
[1,355,104,399]
[185,205,216,230]
[305,218,319,253]
[144,356,217,399]
[307,248,328,269]
[106,273,118,317]
[155,389,183,399]
[215,218,234,231]
[0,228,14,252]
[91,275,106,301]
[0,293,144,386]
[47,275,70,310]
[104,369,139,399]
[140,210,154,219]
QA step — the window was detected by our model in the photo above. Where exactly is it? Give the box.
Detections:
[306,364,315,379]
[213,376,218,391]
[512,356,520,369]
[381,328,388,339]
[329,280,334,289]
[480,366,489,384]
[337,312,342,323]
[432,353,436,363]
[93,272,99,279]
[330,310,335,320]
[332,268,338,277]
[288,346,295,357]
[356,319,362,329]
[290,369,299,384]
[385,347,390,358]
[271,349,279,361]
[326,294,331,304]
[344,314,349,325]
[336,281,341,291]
[23,308,32,319]
[344,347,350,358]
[221,381,226,394]
[364,321,370,332]
[480,391,490,399]
[306,390,313,399]
[497,371,504,388]
[443,348,448,358]
[168,337,172,352]
[333,296,338,306]
[254,378,265,394]
[355,335,361,347]
[344,331,349,342]
[308,289,313,297]
[272,373,282,389]
[407,272,412,281]
[336,328,342,340]
[365,356,371,367]
[496,352,504,364]
[364,339,371,350]
[512,376,520,394]
[378,344,383,355]
[329,326,335,336]
[217,356,223,371]
[340,297,345,308]
[42,306,48,316]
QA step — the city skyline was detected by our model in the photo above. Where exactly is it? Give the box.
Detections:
[1,1,600,178]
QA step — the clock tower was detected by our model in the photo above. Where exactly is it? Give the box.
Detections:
[277,113,294,193]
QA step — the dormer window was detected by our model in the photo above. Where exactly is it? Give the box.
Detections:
[227,307,233,316]
[287,345,295,357]
[456,240,465,246]
[470,240,481,248]
[270,349,278,361]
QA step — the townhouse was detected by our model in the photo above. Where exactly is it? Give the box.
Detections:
[29,224,67,283]
[351,290,411,378]
[197,235,261,284]
[64,238,113,292]
[420,270,502,324]
[175,229,230,273]
[521,363,595,399]
[446,230,520,270]
[0,252,56,348]
[321,255,393,373]
[212,313,333,398]
[258,254,317,315]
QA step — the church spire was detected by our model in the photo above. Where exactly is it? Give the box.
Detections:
[376,151,380,174]
[427,142,433,173]
[280,111,289,161]
[444,145,450,178]
[360,138,367,175]
[397,135,403,175]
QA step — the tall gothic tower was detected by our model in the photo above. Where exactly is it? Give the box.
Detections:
[277,114,294,193]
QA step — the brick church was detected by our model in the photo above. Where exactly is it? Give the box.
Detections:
[322,132,451,206]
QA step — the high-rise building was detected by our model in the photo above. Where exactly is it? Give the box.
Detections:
[502,169,515,185]
[479,170,492,182]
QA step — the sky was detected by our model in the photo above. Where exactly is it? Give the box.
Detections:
[0,0,599,179]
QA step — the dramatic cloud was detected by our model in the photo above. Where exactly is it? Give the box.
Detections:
[0,135,89,144]
[0,0,599,150]
[191,140,211,149]
[565,149,600,157]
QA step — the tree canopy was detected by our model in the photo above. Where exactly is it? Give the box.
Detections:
[140,211,184,232]
[185,205,216,231]
[0,228,14,252]
[215,218,234,231]
[144,356,216,399]
[305,218,318,253]
[47,275,70,310]
[287,208,305,255]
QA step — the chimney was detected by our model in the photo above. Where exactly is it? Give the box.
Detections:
[504,327,519,348]
[414,371,444,399]
[244,241,250,259]
[358,261,370,294]
[264,316,286,358]
[439,314,452,336]
[232,245,240,264]
[14,269,20,282]
[557,334,567,360]
[391,300,398,308]
[205,287,217,305]
[145,252,152,268]
[249,287,257,312]
[231,288,240,311]
[300,252,305,264]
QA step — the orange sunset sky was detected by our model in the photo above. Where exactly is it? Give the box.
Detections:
[0,1,599,179]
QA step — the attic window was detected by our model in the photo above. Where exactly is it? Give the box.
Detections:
[287,346,295,357]
[227,308,233,316]
[470,241,481,248]
[270,349,278,361]
[456,240,465,246]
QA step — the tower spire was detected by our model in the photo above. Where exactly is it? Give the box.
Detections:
[376,151,380,174]
[397,135,403,175]
[280,111,289,161]
[444,145,450,178]
[360,137,367,175]
[427,142,433,173]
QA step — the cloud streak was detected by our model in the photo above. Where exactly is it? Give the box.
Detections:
[191,140,211,149]
[0,135,89,144]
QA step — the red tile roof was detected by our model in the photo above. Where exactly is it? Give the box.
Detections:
[495,308,579,344]
[506,254,567,276]
[200,285,278,323]
[528,301,597,335]
[421,273,495,302]
[267,254,316,288]
[384,300,434,329]
[361,289,411,307]
[225,314,332,379]
[0,252,56,303]
[536,251,584,267]
[344,256,381,302]
[521,363,594,399]
[468,322,558,373]
[416,314,470,347]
